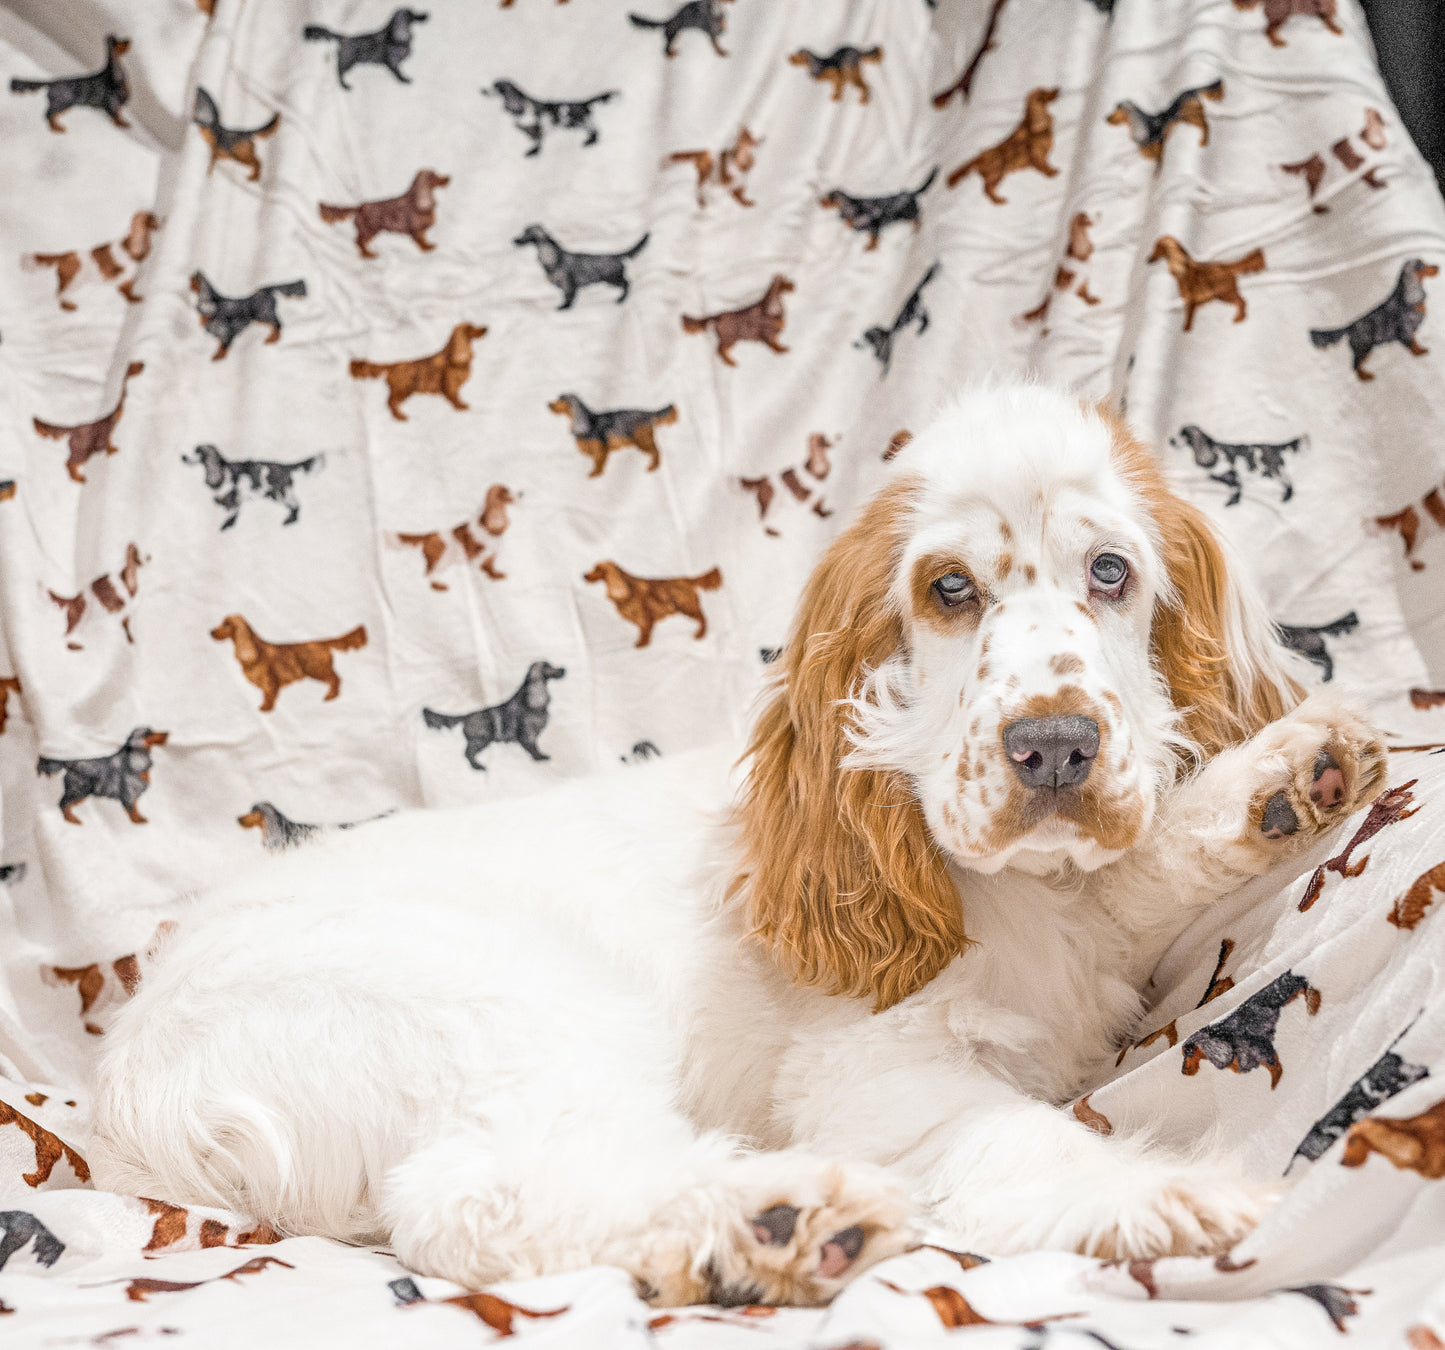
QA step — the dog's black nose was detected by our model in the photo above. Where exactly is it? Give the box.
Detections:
[1002,715,1099,790]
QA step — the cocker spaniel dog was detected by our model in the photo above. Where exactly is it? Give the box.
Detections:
[91,385,1384,1307]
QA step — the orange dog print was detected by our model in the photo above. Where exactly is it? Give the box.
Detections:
[393,485,515,588]
[212,614,367,711]
[1148,235,1265,330]
[350,323,486,421]
[947,87,1059,203]
[1341,1098,1445,1179]
[584,560,721,647]
[666,127,761,208]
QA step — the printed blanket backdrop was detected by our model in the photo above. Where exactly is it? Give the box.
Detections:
[1,0,1445,1343]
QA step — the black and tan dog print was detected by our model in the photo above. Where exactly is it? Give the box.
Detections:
[821,168,937,250]
[193,88,279,181]
[1170,424,1307,505]
[48,542,146,648]
[23,212,160,311]
[423,661,565,770]
[1116,938,1237,1064]
[302,9,427,89]
[9,34,131,133]
[391,485,515,587]
[740,433,834,535]
[1310,259,1436,381]
[1107,80,1223,168]
[514,225,648,308]
[1179,969,1321,1087]
[1276,611,1357,681]
[856,262,939,374]
[320,170,448,258]
[789,45,883,103]
[37,728,168,826]
[31,361,143,483]
[191,273,307,360]
[239,801,386,850]
[1284,107,1387,212]
[1282,1284,1369,1333]
[629,0,732,57]
[183,444,324,530]
[1019,212,1100,327]
[1378,480,1445,571]
[0,1210,64,1271]
[486,81,616,157]
[549,395,676,476]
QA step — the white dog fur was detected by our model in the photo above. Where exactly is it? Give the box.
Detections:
[90,385,1387,1306]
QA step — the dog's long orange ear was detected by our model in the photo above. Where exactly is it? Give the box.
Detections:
[730,479,969,1013]
[1103,410,1305,759]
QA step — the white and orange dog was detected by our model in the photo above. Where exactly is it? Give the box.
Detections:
[92,386,1384,1306]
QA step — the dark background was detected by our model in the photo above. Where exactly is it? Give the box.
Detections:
[1361,0,1445,191]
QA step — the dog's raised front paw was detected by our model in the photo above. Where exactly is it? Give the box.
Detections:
[1078,1166,1279,1261]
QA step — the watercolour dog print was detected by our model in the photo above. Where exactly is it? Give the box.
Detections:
[513,224,648,308]
[681,274,793,365]
[821,169,937,250]
[190,273,307,360]
[629,1,732,58]
[193,88,279,181]
[667,127,761,208]
[31,361,143,483]
[350,323,487,420]
[182,444,325,530]
[487,81,616,157]
[302,9,428,89]
[9,34,131,133]
[1310,259,1436,381]
[24,212,159,310]
[549,395,677,476]
[37,728,168,826]
[423,661,565,770]
[320,170,448,258]
[392,485,516,587]
[789,45,883,103]
[48,542,146,648]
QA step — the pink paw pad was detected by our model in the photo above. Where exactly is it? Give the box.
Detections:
[817,1225,864,1279]
[1310,751,1345,808]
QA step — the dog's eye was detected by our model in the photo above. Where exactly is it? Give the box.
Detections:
[1089,553,1128,596]
[933,572,975,607]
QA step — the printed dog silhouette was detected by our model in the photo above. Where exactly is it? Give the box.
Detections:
[1298,780,1418,914]
[1377,481,1445,572]
[391,1277,570,1335]
[0,1099,90,1185]
[1107,79,1223,169]
[821,168,937,250]
[1310,259,1436,381]
[45,926,176,1035]
[1276,611,1358,682]
[1232,0,1341,47]
[320,169,448,258]
[1283,108,1388,212]
[239,801,385,851]
[1148,235,1265,330]
[585,560,721,647]
[302,9,427,89]
[740,432,835,535]
[1387,860,1445,931]
[667,127,761,207]
[947,87,1059,202]
[1290,1033,1431,1168]
[49,541,146,647]
[1282,1285,1369,1333]
[393,485,515,588]
[191,273,307,359]
[513,224,648,308]
[1019,212,1100,326]
[24,211,159,310]
[1342,1098,1445,1179]
[183,443,324,529]
[0,1211,64,1272]
[110,1256,295,1303]
[856,262,940,374]
[932,0,1008,107]
[1116,938,1237,1065]
[211,614,367,712]
[350,322,486,421]
[487,80,615,157]
[0,675,20,735]
[681,274,793,366]
[1179,970,1321,1088]
[549,394,677,476]
[1170,424,1307,505]
[629,0,732,57]
[789,45,884,103]
[38,727,168,825]
[9,34,131,133]
[193,87,279,181]
[423,661,565,770]
[32,360,143,483]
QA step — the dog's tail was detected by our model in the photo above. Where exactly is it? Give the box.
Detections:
[680,313,710,334]
[269,279,308,299]
[587,90,618,106]
[1199,78,1224,101]
[915,166,939,195]
[945,155,980,189]
[1310,323,1347,349]
[324,625,367,652]
[249,112,282,140]
[298,453,325,475]
[621,232,650,259]
[628,13,666,30]
[1230,248,1266,276]
[302,24,338,41]
[654,404,679,425]
[861,45,884,61]
[31,416,69,441]
[318,201,358,223]
[36,757,65,777]
[1317,610,1360,637]
[21,252,67,274]
[349,359,387,379]
[422,707,465,731]
[691,567,723,591]
[9,77,48,94]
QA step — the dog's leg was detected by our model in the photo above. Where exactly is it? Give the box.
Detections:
[558,280,577,310]
[463,737,489,770]
[58,794,87,825]
[387,381,411,421]
[717,338,738,367]
[1408,336,1429,356]
[124,799,149,825]
[614,275,630,304]
[633,426,661,472]
[265,322,282,344]
[764,334,789,354]
[217,487,241,529]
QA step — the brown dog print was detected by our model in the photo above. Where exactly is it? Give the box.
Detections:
[1232,0,1341,47]
[139,1197,281,1253]
[1387,860,1445,930]
[320,169,448,258]
[393,485,515,588]
[932,0,1008,107]
[23,211,159,311]
[112,1256,295,1303]
[1298,779,1418,911]
[682,274,793,366]
[0,1099,90,1187]
[947,87,1060,203]
[549,394,677,476]
[740,433,834,535]
[43,923,173,1035]
[585,561,721,647]
[1148,235,1264,330]
[0,676,20,734]
[193,87,279,181]
[32,360,143,483]
[212,615,367,711]
[666,126,761,207]
[1107,80,1223,170]
[789,45,883,104]
[1283,108,1387,212]
[1019,211,1101,328]
[350,322,486,420]
[1342,1098,1445,1178]
[1376,478,1445,570]
[49,541,146,648]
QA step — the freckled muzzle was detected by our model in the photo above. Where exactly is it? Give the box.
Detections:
[1002,714,1100,790]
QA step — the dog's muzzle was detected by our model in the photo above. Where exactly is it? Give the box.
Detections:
[1002,715,1099,790]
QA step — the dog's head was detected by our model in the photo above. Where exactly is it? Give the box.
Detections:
[513,224,547,249]
[732,385,1307,1010]
[210,615,240,643]
[417,169,450,190]
[1147,235,1184,269]
[1405,258,1440,284]
[548,394,580,419]
[130,728,168,751]
[108,37,132,58]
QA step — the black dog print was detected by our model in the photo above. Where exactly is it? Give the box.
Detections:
[621,740,661,764]
[821,168,937,250]
[1106,80,1223,168]
[190,272,307,360]
[423,661,565,770]
[38,727,168,825]
[183,443,324,529]
[0,1211,64,1272]
[1288,1034,1430,1170]
[486,80,616,157]
[0,863,26,885]
[239,801,385,851]
[1276,611,1358,682]
[193,87,280,181]
[1170,424,1307,505]
[513,224,648,308]
[302,9,428,89]
[10,34,131,133]
[629,0,731,57]
[1282,1285,1370,1333]
[1310,258,1437,381]
[1179,970,1321,1088]
[855,262,940,374]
